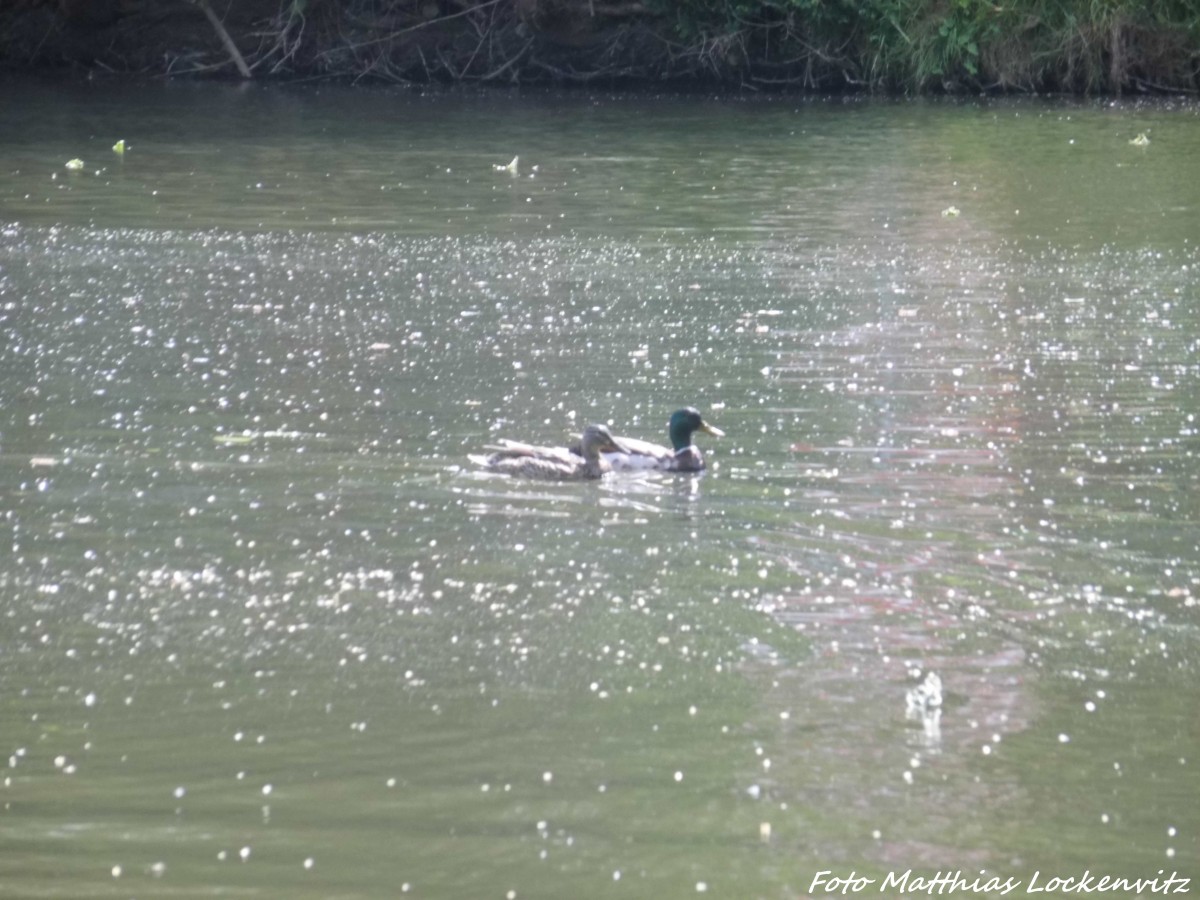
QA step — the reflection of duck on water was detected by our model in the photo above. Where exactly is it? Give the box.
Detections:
[575,408,724,472]
[474,424,629,480]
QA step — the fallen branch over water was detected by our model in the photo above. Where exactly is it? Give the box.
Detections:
[190,0,253,79]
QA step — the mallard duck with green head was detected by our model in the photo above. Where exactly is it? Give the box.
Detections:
[475,423,630,480]
[582,407,724,472]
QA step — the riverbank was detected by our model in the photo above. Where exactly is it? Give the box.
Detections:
[1,0,1197,93]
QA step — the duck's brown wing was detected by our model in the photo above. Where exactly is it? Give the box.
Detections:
[484,439,578,465]
[485,455,583,479]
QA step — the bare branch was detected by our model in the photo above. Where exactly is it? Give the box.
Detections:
[189,0,252,78]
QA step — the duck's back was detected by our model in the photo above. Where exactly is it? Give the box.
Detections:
[480,439,601,479]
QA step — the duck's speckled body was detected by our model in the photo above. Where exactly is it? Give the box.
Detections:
[476,424,629,480]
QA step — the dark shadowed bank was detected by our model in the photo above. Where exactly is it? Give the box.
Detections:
[2,0,1198,93]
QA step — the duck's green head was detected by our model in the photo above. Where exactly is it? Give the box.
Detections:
[667,408,724,451]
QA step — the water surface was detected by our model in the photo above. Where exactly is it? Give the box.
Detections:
[1,79,1198,898]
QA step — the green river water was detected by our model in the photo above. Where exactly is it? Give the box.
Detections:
[0,78,1197,898]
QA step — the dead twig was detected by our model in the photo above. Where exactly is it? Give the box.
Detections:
[189,0,252,78]
[479,37,533,81]
[261,4,307,74]
[319,0,505,61]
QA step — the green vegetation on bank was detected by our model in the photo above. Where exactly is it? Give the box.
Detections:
[2,0,1197,92]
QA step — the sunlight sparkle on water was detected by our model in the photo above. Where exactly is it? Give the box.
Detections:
[1,93,1198,900]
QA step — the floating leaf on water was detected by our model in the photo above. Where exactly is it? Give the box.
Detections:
[65,158,85,171]
[113,139,126,154]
